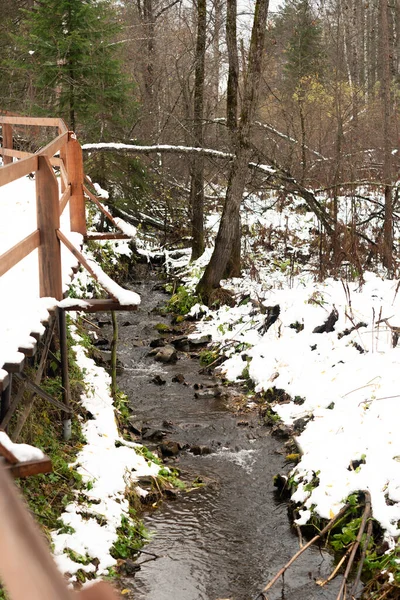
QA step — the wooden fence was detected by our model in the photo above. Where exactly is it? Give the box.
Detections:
[0,116,121,599]
[0,115,137,398]
[0,115,86,301]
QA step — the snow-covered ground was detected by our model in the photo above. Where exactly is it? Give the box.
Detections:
[176,192,400,562]
[0,174,160,580]
[0,176,79,384]
[52,326,160,581]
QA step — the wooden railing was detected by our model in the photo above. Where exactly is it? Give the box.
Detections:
[0,116,121,599]
[0,115,86,301]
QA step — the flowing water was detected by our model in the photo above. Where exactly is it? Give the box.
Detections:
[109,277,340,600]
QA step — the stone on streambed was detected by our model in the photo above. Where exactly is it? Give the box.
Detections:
[152,345,178,364]
[189,445,212,456]
[152,374,166,385]
[142,428,167,442]
[159,440,181,457]
[172,373,186,384]
[171,334,212,351]
[149,338,166,348]
[128,418,143,436]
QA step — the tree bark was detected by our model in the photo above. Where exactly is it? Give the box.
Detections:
[190,0,207,261]
[225,0,241,278]
[380,0,393,273]
[197,0,270,299]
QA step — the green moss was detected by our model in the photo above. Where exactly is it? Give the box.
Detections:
[199,348,219,366]
[167,286,200,315]
[158,467,186,491]
[110,514,151,560]
[134,445,162,466]
[154,323,171,333]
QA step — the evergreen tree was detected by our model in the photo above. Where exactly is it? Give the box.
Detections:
[279,0,325,89]
[273,0,325,180]
[13,0,136,140]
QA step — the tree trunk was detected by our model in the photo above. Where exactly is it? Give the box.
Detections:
[190,0,206,261]
[380,0,393,273]
[197,0,270,300]
[225,0,241,278]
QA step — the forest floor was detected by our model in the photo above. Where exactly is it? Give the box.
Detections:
[159,190,400,597]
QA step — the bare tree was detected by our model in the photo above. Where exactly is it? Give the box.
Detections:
[190,0,207,260]
[380,0,393,273]
[197,0,270,301]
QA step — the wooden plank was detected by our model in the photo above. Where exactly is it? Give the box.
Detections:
[29,330,43,343]
[1,148,32,159]
[2,124,13,165]
[58,119,68,133]
[78,581,118,600]
[0,466,74,600]
[0,442,18,465]
[83,184,118,227]
[0,373,9,393]
[18,343,37,358]
[11,318,56,441]
[36,131,68,159]
[36,156,63,300]
[0,230,41,277]
[50,157,62,167]
[59,184,71,214]
[0,381,12,429]
[66,134,86,235]
[61,299,138,312]
[8,456,52,478]
[57,229,119,301]
[0,116,61,127]
[15,372,72,413]
[0,154,38,187]
[2,358,25,374]
[85,232,130,241]
[59,157,68,188]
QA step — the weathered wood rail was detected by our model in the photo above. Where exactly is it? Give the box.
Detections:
[0,464,118,600]
[0,116,129,598]
[0,114,137,428]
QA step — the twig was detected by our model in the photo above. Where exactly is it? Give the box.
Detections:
[342,376,381,398]
[372,307,375,353]
[336,491,371,600]
[253,503,350,600]
[316,543,354,587]
[293,523,304,548]
[81,316,101,330]
[350,512,373,598]
[359,394,400,407]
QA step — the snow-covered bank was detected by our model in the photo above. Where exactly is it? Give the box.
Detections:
[0,173,161,582]
[173,194,400,557]
[51,325,160,581]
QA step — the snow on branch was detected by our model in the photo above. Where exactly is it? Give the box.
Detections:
[82,142,234,160]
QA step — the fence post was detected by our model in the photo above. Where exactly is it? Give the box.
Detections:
[36,155,63,300]
[2,124,13,165]
[66,132,86,236]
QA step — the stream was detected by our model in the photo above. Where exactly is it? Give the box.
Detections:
[107,277,341,600]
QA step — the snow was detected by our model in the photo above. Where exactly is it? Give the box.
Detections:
[0,175,140,380]
[52,326,160,579]
[85,257,140,305]
[0,173,154,580]
[113,217,137,238]
[0,176,80,378]
[175,191,400,552]
[0,431,45,462]
[82,143,233,160]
